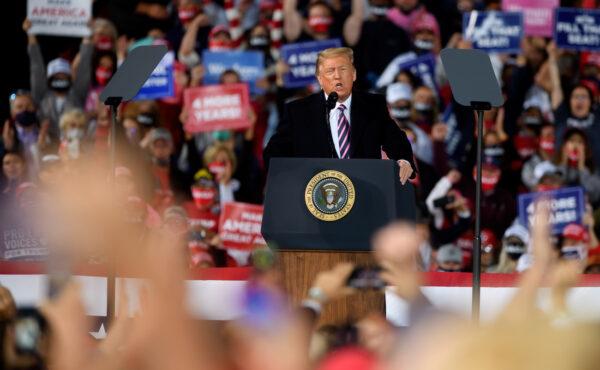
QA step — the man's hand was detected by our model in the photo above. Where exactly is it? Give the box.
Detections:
[372,222,423,302]
[308,263,355,303]
[398,159,413,185]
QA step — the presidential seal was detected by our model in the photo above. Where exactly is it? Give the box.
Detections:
[305,170,355,221]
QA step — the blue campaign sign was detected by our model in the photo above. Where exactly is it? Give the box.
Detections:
[518,187,585,235]
[554,8,600,51]
[133,51,175,100]
[395,53,437,92]
[463,11,523,53]
[203,51,265,94]
[280,39,342,88]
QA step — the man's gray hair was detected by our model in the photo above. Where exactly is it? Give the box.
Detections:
[315,47,354,76]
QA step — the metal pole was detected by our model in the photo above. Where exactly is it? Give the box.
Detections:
[106,99,121,321]
[472,109,484,322]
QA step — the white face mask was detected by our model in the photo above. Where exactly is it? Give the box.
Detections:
[561,244,587,261]
[391,107,411,119]
[414,39,434,51]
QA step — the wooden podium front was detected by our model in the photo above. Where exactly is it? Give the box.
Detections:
[278,250,384,326]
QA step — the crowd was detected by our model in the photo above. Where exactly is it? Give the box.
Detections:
[1,205,600,370]
[1,1,600,368]
[1,0,600,274]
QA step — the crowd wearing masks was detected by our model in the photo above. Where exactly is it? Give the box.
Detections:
[1,1,600,370]
[1,0,599,275]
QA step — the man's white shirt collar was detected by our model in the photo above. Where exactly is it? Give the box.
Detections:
[324,92,352,112]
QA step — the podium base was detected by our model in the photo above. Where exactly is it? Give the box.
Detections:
[278,250,384,326]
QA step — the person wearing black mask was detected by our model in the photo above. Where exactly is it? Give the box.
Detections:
[411,85,437,132]
[245,24,275,67]
[2,92,48,177]
[344,0,412,88]
[490,224,529,273]
[23,19,93,145]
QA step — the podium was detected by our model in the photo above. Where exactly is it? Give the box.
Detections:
[262,158,416,324]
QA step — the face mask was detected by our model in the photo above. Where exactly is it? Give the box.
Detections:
[249,36,269,47]
[504,243,525,260]
[414,39,434,51]
[414,103,433,120]
[561,244,587,261]
[208,40,232,51]
[537,184,559,192]
[213,130,232,141]
[513,133,537,159]
[50,77,71,92]
[484,145,504,166]
[95,35,114,51]
[391,107,411,120]
[178,6,199,24]
[539,137,555,156]
[566,115,594,129]
[154,157,170,167]
[308,15,332,34]
[67,128,85,141]
[370,6,389,16]
[567,148,580,165]
[208,161,226,176]
[137,113,156,126]
[95,66,113,86]
[413,102,431,112]
[15,111,37,127]
[481,172,500,192]
[192,186,217,209]
[522,115,542,126]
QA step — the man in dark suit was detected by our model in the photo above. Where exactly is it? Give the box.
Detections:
[263,47,416,184]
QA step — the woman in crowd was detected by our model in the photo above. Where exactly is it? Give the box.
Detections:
[1,152,28,199]
[554,128,600,205]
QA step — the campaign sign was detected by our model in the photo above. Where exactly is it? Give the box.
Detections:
[394,53,438,92]
[502,0,558,37]
[280,39,342,88]
[133,51,175,100]
[554,8,600,51]
[28,0,92,37]
[202,51,264,94]
[463,11,524,53]
[219,202,267,250]
[518,187,585,235]
[183,201,219,233]
[184,83,251,133]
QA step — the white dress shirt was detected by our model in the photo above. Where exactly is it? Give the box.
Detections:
[325,93,352,158]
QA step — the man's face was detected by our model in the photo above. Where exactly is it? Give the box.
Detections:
[150,139,173,161]
[316,55,356,102]
[11,95,34,118]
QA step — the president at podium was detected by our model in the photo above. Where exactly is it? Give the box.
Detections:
[263,47,416,184]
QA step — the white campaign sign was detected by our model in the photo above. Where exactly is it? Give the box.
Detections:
[28,0,92,37]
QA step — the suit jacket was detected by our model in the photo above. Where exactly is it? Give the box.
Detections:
[263,90,416,175]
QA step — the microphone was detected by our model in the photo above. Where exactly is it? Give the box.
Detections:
[324,91,338,158]
[326,92,338,111]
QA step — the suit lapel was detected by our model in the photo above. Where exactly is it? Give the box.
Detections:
[349,92,367,158]
[308,92,337,157]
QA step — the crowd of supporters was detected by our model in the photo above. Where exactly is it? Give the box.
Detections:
[1,0,599,274]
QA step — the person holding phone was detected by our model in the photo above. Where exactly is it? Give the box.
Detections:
[425,169,472,248]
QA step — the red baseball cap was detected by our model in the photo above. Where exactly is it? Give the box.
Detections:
[562,223,589,243]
